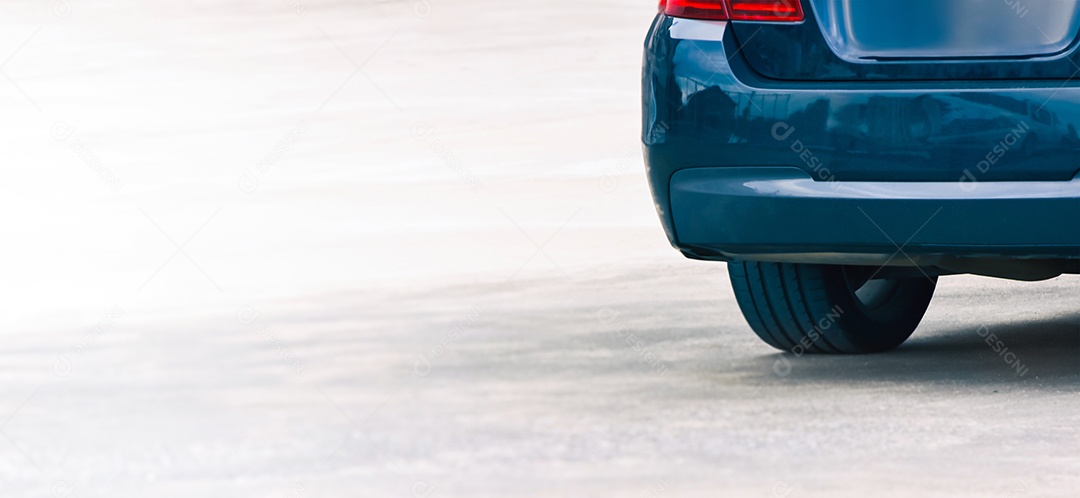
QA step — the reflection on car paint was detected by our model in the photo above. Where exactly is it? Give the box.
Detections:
[644,24,1080,184]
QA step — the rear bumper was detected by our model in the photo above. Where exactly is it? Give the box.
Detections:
[672,167,1080,262]
[643,15,1080,262]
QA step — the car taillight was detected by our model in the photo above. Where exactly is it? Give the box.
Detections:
[662,0,804,22]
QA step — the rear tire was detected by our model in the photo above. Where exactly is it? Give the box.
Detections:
[728,261,936,354]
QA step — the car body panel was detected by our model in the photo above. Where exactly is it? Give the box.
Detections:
[642,14,1080,269]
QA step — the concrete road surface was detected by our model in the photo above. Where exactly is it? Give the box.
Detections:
[0,0,1077,496]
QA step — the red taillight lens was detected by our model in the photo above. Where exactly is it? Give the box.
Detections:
[663,0,803,22]
[663,0,729,21]
[728,0,803,21]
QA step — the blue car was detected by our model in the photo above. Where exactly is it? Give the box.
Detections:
[643,0,1080,353]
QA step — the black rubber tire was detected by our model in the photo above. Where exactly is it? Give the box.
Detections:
[728,261,937,354]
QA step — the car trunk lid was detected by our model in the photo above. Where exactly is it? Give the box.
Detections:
[814,0,1080,61]
[730,0,1080,81]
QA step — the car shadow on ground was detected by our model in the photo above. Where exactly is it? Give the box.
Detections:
[736,313,1080,388]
